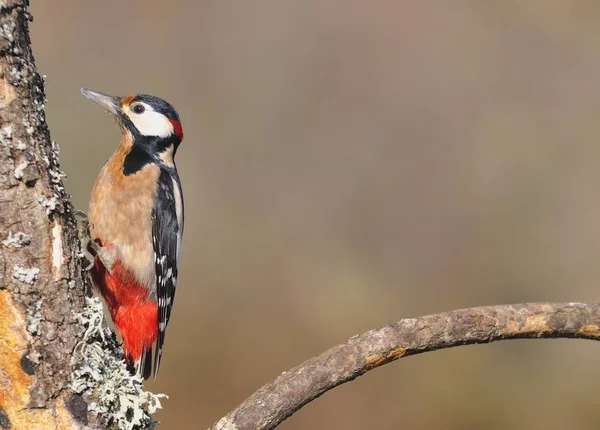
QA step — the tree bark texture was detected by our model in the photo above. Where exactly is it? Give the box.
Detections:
[210,302,600,430]
[0,1,89,428]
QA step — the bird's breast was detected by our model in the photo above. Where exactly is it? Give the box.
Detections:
[88,152,160,289]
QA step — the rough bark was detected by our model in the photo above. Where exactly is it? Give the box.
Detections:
[0,2,162,429]
[210,302,600,430]
[0,1,89,428]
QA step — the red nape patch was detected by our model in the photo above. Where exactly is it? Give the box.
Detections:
[90,254,158,363]
[169,119,184,139]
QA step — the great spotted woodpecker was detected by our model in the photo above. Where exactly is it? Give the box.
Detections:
[81,88,184,380]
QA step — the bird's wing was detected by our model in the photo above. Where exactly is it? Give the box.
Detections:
[151,168,184,378]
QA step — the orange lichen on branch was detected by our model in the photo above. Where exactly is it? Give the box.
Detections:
[498,319,520,336]
[578,324,600,336]
[0,290,31,408]
[0,291,76,429]
[521,313,552,334]
[365,346,406,367]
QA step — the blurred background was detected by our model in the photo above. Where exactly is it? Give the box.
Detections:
[29,1,600,429]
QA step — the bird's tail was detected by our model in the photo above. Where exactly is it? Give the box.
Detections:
[126,345,152,380]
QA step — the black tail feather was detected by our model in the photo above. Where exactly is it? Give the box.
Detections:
[125,347,153,380]
[142,345,152,380]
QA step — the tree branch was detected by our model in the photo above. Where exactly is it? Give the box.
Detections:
[210,302,600,430]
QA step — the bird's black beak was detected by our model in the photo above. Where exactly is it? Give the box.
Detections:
[81,88,120,116]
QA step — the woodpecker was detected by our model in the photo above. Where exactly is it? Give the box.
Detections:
[81,88,184,380]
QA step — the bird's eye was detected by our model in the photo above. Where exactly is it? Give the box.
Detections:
[132,104,145,114]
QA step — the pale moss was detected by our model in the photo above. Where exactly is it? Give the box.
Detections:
[71,297,167,430]
[37,194,58,214]
[26,300,42,335]
[12,265,39,284]
[2,231,31,247]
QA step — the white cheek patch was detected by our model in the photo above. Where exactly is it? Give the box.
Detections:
[125,103,174,137]
[159,145,175,167]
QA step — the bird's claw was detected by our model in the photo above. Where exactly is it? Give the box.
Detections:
[74,210,95,271]
[81,253,95,271]
[73,209,88,221]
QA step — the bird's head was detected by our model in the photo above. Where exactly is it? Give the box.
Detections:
[81,88,184,166]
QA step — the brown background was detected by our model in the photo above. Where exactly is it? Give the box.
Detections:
[30,1,600,429]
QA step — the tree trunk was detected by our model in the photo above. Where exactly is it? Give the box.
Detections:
[0,2,162,429]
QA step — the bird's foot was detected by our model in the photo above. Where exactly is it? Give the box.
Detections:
[74,210,117,272]
[74,210,96,271]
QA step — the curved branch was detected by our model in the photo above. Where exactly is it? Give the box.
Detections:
[210,302,600,430]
